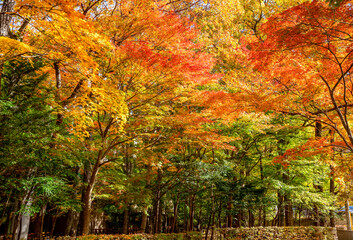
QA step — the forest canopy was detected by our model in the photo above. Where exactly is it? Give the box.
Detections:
[0,0,352,239]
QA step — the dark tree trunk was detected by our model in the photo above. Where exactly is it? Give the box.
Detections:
[205,185,214,240]
[197,208,202,231]
[184,200,188,232]
[217,200,222,228]
[227,200,232,228]
[158,200,163,233]
[277,193,284,226]
[34,204,47,240]
[49,214,58,239]
[81,154,103,235]
[284,196,293,226]
[248,210,254,227]
[123,207,129,234]
[346,199,352,230]
[140,207,148,233]
[188,195,195,231]
[263,209,266,227]
[152,192,161,234]
[171,195,179,233]
[330,169,335,227]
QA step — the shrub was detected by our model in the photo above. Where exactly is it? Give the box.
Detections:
[54,231,202,240]
[218,226,337,240]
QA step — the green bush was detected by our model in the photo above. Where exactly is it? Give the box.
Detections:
[54,231,202,240]
[219,226,337,240]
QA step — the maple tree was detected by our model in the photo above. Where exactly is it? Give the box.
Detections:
[0,0,349,237]
[241,0,353,158]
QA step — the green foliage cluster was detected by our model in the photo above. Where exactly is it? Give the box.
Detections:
[54,232,202,240]
[219,227,337,240]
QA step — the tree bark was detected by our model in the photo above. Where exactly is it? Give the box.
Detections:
[0,0,15,37]
[284,196,293,226]
[227,200,232,228]
[171,195,179,233]
[158,200,163,233]
[123,207,129,234]
[277,192,284,226]
[81,154,103,235]
[140,207,148,233]
[34,204,47,240]
[329,167,335,227]
[346,199,351,230]
[188,195,195,231]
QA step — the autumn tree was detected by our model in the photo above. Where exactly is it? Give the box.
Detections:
[243,0,353,160]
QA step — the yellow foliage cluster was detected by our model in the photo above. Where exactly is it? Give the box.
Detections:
[0,37,32,61]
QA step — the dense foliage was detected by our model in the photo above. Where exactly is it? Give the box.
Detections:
[0,0,351,239]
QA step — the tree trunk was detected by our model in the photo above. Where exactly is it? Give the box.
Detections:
[314,122,324,226]
[227,200,232,228]
[81,154,103,235]
[284,196,293,226]
[65,210,79,236]
[140,207,148,233]
[329,170,335,227]
[205,185,214,240]
[12,187,34,240]
[277,193,284,226]
[248,210,254,227]
[123,207,129,234]
[158,200,163,233]
[346,199,351,230]
[49,214,58,239]
[34,204,47,240]
[0,0,15,37]
[197,208,202,231]
[263,209,266,227]
[171,195,179,233]
[188,195,195,231]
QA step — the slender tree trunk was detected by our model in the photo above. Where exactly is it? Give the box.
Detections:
[284,196,293,226]
[329,169,335,227]
[12,186,34,240]
[65,209,79,236]
[263,209,266,227]
[188,195,195,231]
[227,200,232,228]
[34,204,47,240]
[184,199,188,232]
[8,199,19,238]
[171,195,179,233]
[217,200,222,228]
[81,154,103,235]
[205,185,214,240]
[314,122,323,226]
[210,205,216,240]
[158,200,163,233]
[197,208,202,231]
[50,214,58,239]
[123,207,129,234]
[140,207,148,233]
[277,193,284,226]
[346,199,352,230]
[298,208,301,226]
[248,210,254,227]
